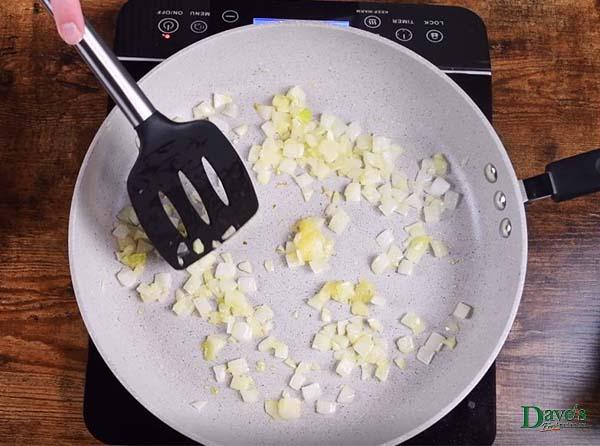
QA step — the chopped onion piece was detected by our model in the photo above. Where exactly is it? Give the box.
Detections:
[240,388,260,403]
[264,260,275,272]
[222,103,239,118]
[337,385,355,404]
[193,101,215,119]
[213,93,233,110]
[444,319,460,334]
[274,342,289,359]
[394,357,407,369]
[424,332,446,352]
[289,373,306,390]
[221,225,236,240]
[312,333,332,352]
[360,364,372,380]
[335,358,355,377]
[376,229,395,248]
[353,335,374,358]
[328,208,350,234]
[375,360,390,382]
[265,400,280,420]
[430,239,449,258]
[230,374,254,391]
[238,277,257,294]
[321,307,332,323]
[186,253,217,276]
[172,295,195,315]
[345,182,361,202]
[278,396,301,420]
[231,322,253,343]
[213,364,227,383]
[193,297,213,320]
[370,295,386,306]
[309,259,330,274]
[284,358,297,369]
[453,302,473,319]
[215,262,236,280]
[444,336,457,350]
[397,259,415,276]
[429,177,451,196]
[405,236,431,264]
[400,313,426,335]
[316,400,337,415]
[201,335,227,361]
[301,383,322,401]
[416,347,436,365]
[396,335,416,354]
[254,104,274,120]
[367,318,383,333]
[371,253,391,275]
[233,124,248,137]
[116,266,140,288]
[191,239,205,255]
[190,400,207,412]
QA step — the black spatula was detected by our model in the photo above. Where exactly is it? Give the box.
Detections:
[43,1,258,269]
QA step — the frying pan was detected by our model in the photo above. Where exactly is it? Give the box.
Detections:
[68,23,600,445]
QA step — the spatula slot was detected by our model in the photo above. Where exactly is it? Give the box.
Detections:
[158,191,188,237]
[177,171,210,225]
[201,157,230,206]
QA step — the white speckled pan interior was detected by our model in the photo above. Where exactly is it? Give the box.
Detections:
[69,24,527,446]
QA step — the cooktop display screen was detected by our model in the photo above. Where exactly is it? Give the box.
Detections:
[253,17,350,27]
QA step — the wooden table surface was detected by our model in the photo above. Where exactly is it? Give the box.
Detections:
[1,0,599,445]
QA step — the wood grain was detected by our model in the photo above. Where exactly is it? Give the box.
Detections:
[0,0,599,445]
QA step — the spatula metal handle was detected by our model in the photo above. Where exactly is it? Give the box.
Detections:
[41,0,156,128]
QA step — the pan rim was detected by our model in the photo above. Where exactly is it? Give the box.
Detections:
[68,22,528,445]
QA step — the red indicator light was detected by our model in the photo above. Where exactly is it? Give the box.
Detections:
[162,33,171,40]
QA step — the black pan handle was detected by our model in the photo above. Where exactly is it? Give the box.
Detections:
[522,148,600,202]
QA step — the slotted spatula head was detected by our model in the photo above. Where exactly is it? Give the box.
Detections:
[40,1,258,270]
[128,113,259,269]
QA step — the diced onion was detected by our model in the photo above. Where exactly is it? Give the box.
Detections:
[394,357,407,369]
[453,302,473,319]
[278,396,302,420]
[416,346,436,365]
[213,364,227,383]
[231,322,253,342]
[190,400,207,412]
[328,208,350,234]
[240,388,260,403]
[316,400,337,415]
[400,313,426,335]
[371,253,391,275]
[289,373,306,390]
[396,335,415,354]
[301,383,322,401]
[397,259,415,276]
[337,385,355,404]
[374,360,390,382]
[335,358,355,377]
[424,332,446,352]
[376,229,395,248]
[345,182,361,202]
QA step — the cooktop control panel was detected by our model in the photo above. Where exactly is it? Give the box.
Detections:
[115,0,491,73]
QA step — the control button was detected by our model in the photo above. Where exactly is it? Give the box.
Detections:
[190,20,208,34]
[222,10,239,23]
[395,28,413,42]
[426,29,444,43]
[158,17,180,34]
[364,15,381,29]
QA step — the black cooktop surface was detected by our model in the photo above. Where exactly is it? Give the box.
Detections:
[84,2,496,444]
